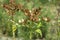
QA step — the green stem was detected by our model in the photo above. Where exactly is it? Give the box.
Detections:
[13,32,16,40]
[30,32,31,39]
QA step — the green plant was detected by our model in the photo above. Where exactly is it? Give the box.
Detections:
[1,0,58,40]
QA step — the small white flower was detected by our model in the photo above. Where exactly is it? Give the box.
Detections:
[29,10,32,13]
[21,19,24,22]
[43,17,48,21]
[18,19,24,23]
[45,18,47,20]
[39,18,41,21]
[18,19,21,23]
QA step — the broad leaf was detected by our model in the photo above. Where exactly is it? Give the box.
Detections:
[35,29,42,37]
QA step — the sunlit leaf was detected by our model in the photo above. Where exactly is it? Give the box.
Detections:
[35,29,42,37]
[58,20,60,22]
[12,24,17,32]
[37,22,42,28]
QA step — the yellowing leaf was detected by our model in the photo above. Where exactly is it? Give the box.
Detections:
[12,25,17,32]
[35,29,42,37]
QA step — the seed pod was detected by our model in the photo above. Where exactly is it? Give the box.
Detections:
[24,9,30,13]
[31,16,39,22]
[3,4,11,10]
[17,4,24,10]
[24,9,31,16]
[30,16,33,21]
[32,7,41,16]
[8,10,15,16]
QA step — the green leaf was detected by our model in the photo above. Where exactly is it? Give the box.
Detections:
[37,22,42,28]
[35,29,42,37]
[58,20,60,22]
[12,24,17,32]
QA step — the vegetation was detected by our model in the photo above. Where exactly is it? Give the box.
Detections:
[0,0,59,40]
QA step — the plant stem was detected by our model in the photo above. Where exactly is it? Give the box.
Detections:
[13,32,16,40]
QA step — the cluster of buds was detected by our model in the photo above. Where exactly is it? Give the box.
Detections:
[21,7,41,22]
[3,0,24,16]
[3,0,50,23]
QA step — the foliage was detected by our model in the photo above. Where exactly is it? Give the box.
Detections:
[0,0,59,40]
